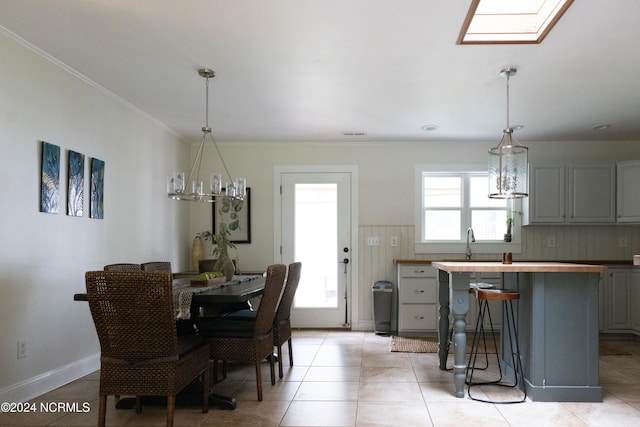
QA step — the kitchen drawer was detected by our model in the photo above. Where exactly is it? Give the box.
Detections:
[399,304,436,330]
[399,265,435,278]
[398,278,436,303]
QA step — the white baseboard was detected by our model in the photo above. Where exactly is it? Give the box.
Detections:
[0,353,100,403]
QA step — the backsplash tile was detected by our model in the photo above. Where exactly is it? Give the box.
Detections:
[357,224,640,325]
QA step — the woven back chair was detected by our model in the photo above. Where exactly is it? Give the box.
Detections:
[273,262,302,378]
[222,262,302,378]
[141,261,172,272]
[85,271,209,427]
[196,264,287,401]
[103,263,141,271]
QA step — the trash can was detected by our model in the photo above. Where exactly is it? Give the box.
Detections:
[372,280,393,335]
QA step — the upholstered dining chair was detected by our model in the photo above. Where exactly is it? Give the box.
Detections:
[85,270,209,427]
[196,263,287,401]
[224,262,302,378]
[103,263,141,271]
[141,261,172,272]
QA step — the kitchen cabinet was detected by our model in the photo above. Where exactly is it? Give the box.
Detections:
[397,264,437,335]
[617,160,640,223]
[396,264,503,336]
[524,164,615,225]
[603,266,633,332]
[633,270,640,333]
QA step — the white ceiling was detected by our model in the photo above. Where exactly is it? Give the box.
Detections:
[1,0,639,143]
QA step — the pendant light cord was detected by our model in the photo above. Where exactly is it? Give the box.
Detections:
[204,75,234,182]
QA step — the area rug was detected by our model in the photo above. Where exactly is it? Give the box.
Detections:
[389,336,498,354]
[390,336,633,356]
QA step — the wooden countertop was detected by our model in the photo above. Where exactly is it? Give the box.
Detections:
[431,261,607,273]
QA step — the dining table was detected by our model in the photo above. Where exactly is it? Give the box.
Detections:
[74,273,265,300]
[73,273,267,410]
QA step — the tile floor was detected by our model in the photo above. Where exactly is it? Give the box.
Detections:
[1,330,640,426]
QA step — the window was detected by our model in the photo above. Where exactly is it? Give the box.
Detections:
[457,0,574,45]
[415,165,521,254]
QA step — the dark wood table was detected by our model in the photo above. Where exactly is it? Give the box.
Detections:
[74,275,266,304]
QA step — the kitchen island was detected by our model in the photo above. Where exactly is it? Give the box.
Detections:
[432,261,607,402]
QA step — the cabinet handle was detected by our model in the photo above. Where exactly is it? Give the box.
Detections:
[414,316,425,320]
[414,290,425,293]
[413,270,425,273]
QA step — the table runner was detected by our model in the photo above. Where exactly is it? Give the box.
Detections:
[173,275,261,319]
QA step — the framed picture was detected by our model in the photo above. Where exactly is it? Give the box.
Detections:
[90,157,105,219]
[40,141,60,214]
[67,150,85,216]
[213,188,251,243]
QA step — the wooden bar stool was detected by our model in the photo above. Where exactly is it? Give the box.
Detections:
[466,288,526,404]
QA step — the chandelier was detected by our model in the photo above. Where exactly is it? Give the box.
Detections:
[167,68,246,202]
[488,67,528,199]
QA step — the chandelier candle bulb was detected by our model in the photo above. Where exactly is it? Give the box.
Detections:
[211,173,222,193]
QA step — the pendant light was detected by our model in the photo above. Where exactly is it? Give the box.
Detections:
[167,68,246,202]
[488,68,528,199]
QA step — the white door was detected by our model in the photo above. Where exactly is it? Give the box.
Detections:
[277,170,354,328]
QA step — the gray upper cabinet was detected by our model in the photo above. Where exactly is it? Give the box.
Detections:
[524,164,615,225]
[568,164,616,223]
[524,165,565,223]
[616,160,640,223]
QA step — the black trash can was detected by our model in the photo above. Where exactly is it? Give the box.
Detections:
[372,280,393,335]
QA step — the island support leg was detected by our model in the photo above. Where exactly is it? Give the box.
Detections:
[449,272,470,398]
[437,269,450,370]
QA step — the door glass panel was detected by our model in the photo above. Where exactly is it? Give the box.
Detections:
[294,183,337,308]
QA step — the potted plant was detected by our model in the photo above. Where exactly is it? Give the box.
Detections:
[504,210,522,242]
[198,196,244,280]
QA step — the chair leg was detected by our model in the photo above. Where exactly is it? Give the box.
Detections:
[98,395,107,427]
[288,337,294,367]
[213,359,219,384]
[135,395,142,414]
[255,360,263,401]
[269,353,276,385]
[202,368,210,413]
[166,395,175,427]
[277,342,284,378]
[222,360,227,379]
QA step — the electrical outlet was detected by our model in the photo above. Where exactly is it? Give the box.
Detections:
[366,236,380,246]
[619,237,628,247]
[547,236,556,248]
[390,236,398,247]
[17,340,27,359]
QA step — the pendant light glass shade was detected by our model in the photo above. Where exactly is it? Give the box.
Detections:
[488,129,528,198]
[488,68,528,199]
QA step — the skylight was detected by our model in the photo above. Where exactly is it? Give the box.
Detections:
[457,0,574,44]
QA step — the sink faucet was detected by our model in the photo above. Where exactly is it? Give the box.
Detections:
[466,227,475,260]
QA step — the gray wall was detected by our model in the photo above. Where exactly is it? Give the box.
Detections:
[0,32,190,400]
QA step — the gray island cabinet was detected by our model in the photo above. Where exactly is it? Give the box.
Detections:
[432,261,606,402]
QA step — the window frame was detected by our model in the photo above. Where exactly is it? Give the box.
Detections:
[414,164,522,255]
